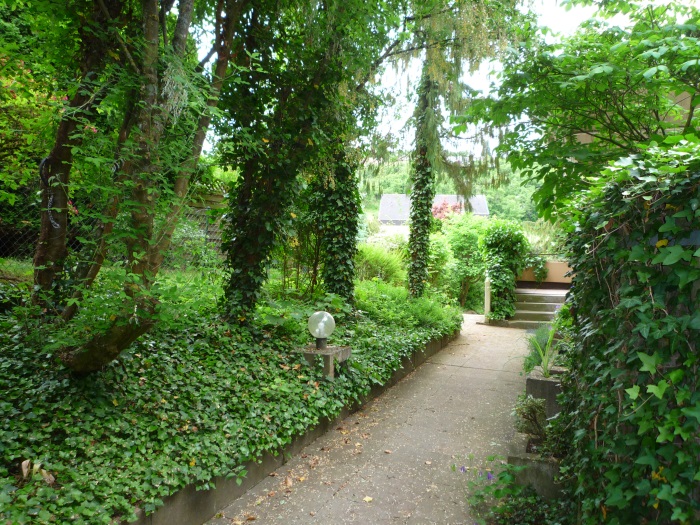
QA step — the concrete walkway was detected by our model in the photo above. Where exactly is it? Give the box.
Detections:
[207,314,530,525]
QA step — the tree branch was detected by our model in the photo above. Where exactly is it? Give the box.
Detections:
[96,0,141,74]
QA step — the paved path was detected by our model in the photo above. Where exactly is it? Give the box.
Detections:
[207,315,530,525]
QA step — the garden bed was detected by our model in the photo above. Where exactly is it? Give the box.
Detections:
[130,330,458,525]
[0,278,462,525]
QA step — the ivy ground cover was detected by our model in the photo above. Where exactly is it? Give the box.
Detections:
[0,276,461,524]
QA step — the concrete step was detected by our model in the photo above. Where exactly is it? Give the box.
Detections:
[507,320,551,330]
[515,292,566,304]
[512,310,555,322]
[514,301,561,313]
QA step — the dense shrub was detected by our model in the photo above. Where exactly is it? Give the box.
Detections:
[480,219,530,320]
[560,137,700,524]
[0,273,460,524]
[443,213,489,309]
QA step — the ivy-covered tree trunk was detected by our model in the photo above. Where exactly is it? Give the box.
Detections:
[408,64,438,298]
[318,148,361,301]
[222,154,303,318]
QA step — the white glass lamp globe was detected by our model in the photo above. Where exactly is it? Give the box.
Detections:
[307,311,335,339]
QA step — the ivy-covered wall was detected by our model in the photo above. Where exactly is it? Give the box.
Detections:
[561,137,700,524]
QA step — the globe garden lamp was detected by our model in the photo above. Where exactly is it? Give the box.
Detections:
[308,311,335,350]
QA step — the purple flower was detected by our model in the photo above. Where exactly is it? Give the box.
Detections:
[459,466,467,473]
[487,471,494,481]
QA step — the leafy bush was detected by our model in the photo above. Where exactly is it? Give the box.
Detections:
[513,394,546,441]
[354,243,406,284]
[443,213,489,308]
[559,137,700,524]
[481,220,530,320]
[456,454,572,525]
[426,232,453,287]
[0,275,461,524]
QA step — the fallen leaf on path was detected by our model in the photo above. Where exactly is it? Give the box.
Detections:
[384,450,392,454]
[425,461,432,465]
[363,496,373,503]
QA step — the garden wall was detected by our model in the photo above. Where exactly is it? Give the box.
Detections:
[129,331,459,525]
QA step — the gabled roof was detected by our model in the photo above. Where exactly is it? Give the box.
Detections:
[378,194,489,223]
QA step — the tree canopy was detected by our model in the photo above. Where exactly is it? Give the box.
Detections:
[458,1,700,218]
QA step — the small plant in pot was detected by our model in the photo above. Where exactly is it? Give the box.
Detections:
[530,328,559,377]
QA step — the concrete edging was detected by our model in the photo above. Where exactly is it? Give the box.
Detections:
[128,329,459,525]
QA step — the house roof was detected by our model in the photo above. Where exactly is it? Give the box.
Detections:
[378,194,489,223]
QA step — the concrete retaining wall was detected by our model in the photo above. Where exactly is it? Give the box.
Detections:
[128,330,459,525]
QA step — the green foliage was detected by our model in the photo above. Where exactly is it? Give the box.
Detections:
[476,169,539,222]
[459,3,700,219]
[481,220,530,320]
[514,394,547,441]
[0,273,461,524]
[456,454,573,525]
[163,214,222,271]
[354,280,462,334]
[442,212,489,308]
[408,67,439,298]
[354,244,406,285]
[522,220,566,259]
[559,135,700,523]
[317,151,362,302]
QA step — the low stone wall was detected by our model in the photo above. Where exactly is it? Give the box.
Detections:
[129,330,459,525]
[518,261,572,284]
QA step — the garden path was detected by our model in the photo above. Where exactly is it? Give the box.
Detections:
[206,314,530,525]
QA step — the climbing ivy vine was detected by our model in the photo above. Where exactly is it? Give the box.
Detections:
[480,219,530,320]
[560,136,700,524]
[408,67,438,298]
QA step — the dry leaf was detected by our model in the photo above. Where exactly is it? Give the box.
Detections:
[246,514,257,521]
[268,491,276,497]
[296,476,305,482]
[40,469,55,485]
[384,450,392,454]
[21,459,30,479]
[269,472,277,477]
[363,496,373,503]
[309,512,316,517]
[425,461,432,465]
[284,476,293,488]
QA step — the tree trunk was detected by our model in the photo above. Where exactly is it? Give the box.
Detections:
[33,0,123,309]
[57,0,248,373]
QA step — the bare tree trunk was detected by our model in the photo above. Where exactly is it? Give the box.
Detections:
[59,0,249,374]
[33,0,123,309]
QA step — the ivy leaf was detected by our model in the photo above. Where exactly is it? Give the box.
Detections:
[681,405,700,423]
[637,352,660,374]
[625,385,640,400]
[662,246,690,265]
[647,380,669,400]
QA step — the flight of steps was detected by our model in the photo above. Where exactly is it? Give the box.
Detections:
[508,288,568,330]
